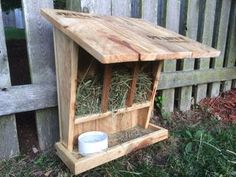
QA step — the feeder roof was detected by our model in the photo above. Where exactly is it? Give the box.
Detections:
[41,9,220,64]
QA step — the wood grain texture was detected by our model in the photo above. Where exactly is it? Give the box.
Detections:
[0,84,57,116]
[41,9,220,64]
[162,0,181,112]
[196,0,217,102]
[74,107,149,138]
[53,28,78,151]
[210,0,231,97]
[179,0,199,111]
[101,65,112,112]
[145,61,163,128]
[158,67,236,90]
[0,3,19,159]
[56,124,168,175]
[22,0,58,150]
[126,63,139,107]
[224,1,236,91]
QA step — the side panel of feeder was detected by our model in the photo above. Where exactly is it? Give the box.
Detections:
[53,28,78,151]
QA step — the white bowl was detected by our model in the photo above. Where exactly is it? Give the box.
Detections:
[78,131,108,156]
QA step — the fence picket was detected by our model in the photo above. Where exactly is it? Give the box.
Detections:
[141,0,158,24]
[210,0,231,97]
[22,0,59,150]
[162,0,181,112]
[224,1,236,90]
[195,0,217,102]
[80,0,111,15]
[112,0,131,17]
[66,0,81,11]
[179,0,199,111]
[0,3,19,159]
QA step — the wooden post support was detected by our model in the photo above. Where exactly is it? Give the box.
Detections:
[53,28,78,151]
[145,61,163,128]
[101,65,112,113]
[126,62,140,107]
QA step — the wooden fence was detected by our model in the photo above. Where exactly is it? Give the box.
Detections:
[2,8,25,29]
[0,0,235,160]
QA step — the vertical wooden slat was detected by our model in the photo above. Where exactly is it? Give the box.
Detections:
[195,0,217,102]
[53,28,78,151]
[210,0,231,97]
[101,65,112,113]
[22,0,59,150]
[224,1,236,90]
[179,0,199,111]
[80,0,111,15]
[66,0,81,11]
[141,0,158,24]
[112,0,132,17]
[131,0,142,18]
[126,63,140,107]
[162,0,181,112]
[0,3,19,159]
[145,61,163,128]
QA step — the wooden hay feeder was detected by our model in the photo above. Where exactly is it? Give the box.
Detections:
[41,9,220,175]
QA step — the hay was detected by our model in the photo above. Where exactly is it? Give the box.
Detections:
[135,71,152,103]
[76,64,153,117]
[109,66,132,110]
[76,75,102,116]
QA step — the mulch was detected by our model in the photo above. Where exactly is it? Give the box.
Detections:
[200,88,236,123]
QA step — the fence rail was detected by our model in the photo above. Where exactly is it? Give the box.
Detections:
[0,0,235,160]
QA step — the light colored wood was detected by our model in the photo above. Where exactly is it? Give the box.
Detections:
[74,107,149,140]
[224,1,236,91]
[53,28,78,151]
[0,3,19,159]
[101,65,112,112]
[145,61,163,128]
[141,0,158,24]
[74,102,151,124]
[112,0,131,17]
[22,0,58,150]
[126,63,140,107]
[196,0,217,102]
[41,9,220,64]
[0,84,57,117]
[210,0,231,97]
[55,123,168,175]
[159,67,236,90]
[179,0,199,111]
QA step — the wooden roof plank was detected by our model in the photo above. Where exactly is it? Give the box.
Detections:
[41,9,220,64]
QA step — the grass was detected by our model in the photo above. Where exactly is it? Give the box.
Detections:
[0,108,235,177]
[4,27,25,40]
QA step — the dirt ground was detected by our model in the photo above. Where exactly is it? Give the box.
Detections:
[6,39,39,155]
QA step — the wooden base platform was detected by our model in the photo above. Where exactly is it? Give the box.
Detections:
[55,123,168,175]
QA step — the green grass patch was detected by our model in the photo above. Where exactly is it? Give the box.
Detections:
[4,27,25,40]
[0,109,235,177]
